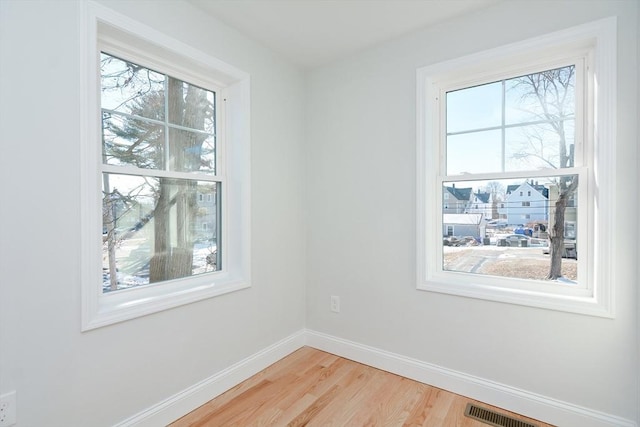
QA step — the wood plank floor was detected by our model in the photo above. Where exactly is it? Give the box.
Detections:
[170,347,554,427]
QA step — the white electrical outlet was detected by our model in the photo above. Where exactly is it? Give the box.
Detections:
[0,391,16,427]
[330,295,340,313]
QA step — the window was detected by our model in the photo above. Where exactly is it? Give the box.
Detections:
[417,18,616,317]
[101,52,221,292]
[81,3,251,330]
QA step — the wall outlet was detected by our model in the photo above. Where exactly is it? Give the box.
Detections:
[0,391,16,427]
[330,295,340,313]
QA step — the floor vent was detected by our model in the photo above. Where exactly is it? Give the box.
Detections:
[464,403,539,427]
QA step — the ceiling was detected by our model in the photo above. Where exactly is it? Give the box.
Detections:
[188,0,501,69]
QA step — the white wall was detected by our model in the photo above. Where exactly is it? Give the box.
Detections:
[306,0,638,423]
[0,1,306,425]
[637,2,640,424]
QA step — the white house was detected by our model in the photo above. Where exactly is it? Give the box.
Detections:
[467,190,493,219]
[498,181,550,225]
[443,213,485,239]
[0,2,637,427]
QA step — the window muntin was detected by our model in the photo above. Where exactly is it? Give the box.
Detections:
[100,52,222,293]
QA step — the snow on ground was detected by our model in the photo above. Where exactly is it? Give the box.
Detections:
[102,242,217,292]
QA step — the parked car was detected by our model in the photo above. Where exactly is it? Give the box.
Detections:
[495,234,547,247]
[496,234,530,247]
[542,239,577,259]
[443,236,479,246]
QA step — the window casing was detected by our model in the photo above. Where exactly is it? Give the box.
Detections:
[416,18,616,317]
[81,2,251,330]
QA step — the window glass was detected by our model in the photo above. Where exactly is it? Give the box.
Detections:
[102,173,220,292]
[102,112,165,169]
[100,53,165,119]
[446,130,502,175]
[446,65,575,175]
[446,81,502,133]
[442,175,578,282]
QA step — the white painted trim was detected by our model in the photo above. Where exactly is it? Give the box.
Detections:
[114,329,636,427]
[305,330,636,427]
[114,331,306,427]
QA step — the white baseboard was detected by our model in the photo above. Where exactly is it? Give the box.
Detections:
[115,329,636,427]
[305,329,637,427]
[114,330,306,427]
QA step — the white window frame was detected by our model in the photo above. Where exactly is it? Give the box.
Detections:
[416,18,616,317]
[80,2,251,330]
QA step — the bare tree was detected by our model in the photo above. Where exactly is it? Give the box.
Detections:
[483,181,505,220]
[101,54,213,288]
[149,77,209,282]
[510,66,577,279]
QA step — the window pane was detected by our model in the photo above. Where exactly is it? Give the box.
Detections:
[446,81,501,133]
[102,173,220,293]
[167,77,215,133]
[168,128,216,174]
[100,53,165,120]
[102,112,165,169]
[442,175,578,282]
[505,121,575,171]
[505,65,575,125]
[446,130,502,175]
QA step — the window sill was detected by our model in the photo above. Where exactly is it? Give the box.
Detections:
[83,273,250,331]
[418,276,613,318]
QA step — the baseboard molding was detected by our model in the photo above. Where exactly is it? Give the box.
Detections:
[115,329,636,427]
[114,330,306,427]
[305,329,637,427]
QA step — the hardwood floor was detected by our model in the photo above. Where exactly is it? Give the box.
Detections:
[170,347,554,427]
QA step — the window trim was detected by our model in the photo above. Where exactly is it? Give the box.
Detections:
[416,18,616,317]
[80,2,251,330]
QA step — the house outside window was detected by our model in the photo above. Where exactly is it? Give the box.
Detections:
[417,18,616,317]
